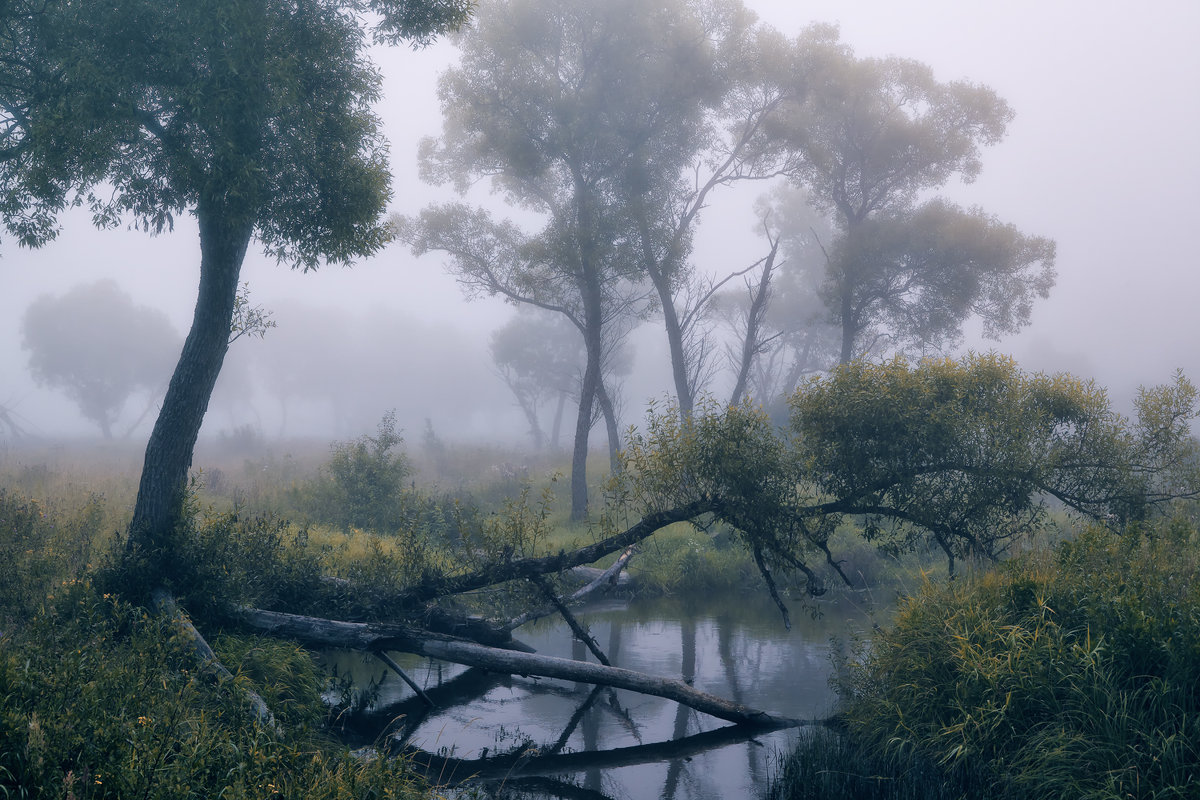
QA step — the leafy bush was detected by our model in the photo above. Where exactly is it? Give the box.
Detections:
[824,518,1200,800]
[297,411,414,533]
[633,522,759,594]
[99,488,328,619]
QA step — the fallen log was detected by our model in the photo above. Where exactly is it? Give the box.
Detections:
[505,545,638,632]
[238,606,808,729]
[153,589,279,732]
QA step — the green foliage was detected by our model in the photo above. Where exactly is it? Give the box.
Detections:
[103,494,326,619]
[769,726,988,800]
[792,353,1199,564]
[614,396,829,582]
[0,489,105,627]
[608,357,1198,598]
[633,523,759,595]
[298,411,415,533]
[833,518,1200,800]
[0,586,429,800]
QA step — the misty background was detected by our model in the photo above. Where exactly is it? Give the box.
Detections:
[2,0,1197,444]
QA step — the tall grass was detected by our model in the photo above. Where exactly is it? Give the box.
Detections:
[0,584,430,800]
[774,515,1200,800]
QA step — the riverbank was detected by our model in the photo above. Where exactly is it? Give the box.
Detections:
[770,516,1200,800]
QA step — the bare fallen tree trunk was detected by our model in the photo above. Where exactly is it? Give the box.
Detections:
[238,606,809,729]
[505,544,637,631]
[153,589,279,732]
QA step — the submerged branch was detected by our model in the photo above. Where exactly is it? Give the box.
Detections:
[404,720,828,784]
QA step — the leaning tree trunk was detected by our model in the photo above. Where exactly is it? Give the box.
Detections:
[127,204,254,578]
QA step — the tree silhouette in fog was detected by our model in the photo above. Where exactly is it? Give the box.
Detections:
[21,281,181,439]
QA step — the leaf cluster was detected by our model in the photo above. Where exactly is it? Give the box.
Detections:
[1,0,466,266]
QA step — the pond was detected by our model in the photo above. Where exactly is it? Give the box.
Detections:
[321,591,882,800]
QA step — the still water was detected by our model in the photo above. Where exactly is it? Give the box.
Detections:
[321,592,880,800]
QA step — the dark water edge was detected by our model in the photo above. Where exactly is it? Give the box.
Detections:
[320,592,885,800]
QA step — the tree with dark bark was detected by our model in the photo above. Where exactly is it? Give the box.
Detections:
[765,26,1055,363]
[0,0,470,583]
[21,280,181,439]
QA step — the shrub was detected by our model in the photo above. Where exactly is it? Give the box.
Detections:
[826,518,1200,800]
[297,411,414,533]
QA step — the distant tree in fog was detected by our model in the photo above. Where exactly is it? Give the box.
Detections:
[490,314,583,452]
[765,28,1056,363]
[21,281,181,438]
[397,0,758,519]
[610,8,793,418]
[491,312,634,454]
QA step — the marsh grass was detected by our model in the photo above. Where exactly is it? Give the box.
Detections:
[786,516,1200,800]
[0,584,429,800]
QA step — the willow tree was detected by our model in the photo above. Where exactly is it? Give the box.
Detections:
[0,0,470,587]
[766,27,1056,363]
[400,0,762,519]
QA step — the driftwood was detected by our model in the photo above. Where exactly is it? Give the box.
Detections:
[238,606,809,728]
[505,545,638,632]
[152,589,279,732]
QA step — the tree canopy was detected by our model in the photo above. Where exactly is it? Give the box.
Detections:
[764,27,1055,363]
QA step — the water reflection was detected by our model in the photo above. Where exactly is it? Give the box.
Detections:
[320,593,878,800]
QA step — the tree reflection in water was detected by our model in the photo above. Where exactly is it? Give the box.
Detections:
[324,593,876,800]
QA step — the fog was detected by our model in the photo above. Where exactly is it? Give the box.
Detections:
[2,0,1197,446]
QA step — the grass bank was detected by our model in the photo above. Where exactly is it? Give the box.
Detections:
[772,515,1200,800]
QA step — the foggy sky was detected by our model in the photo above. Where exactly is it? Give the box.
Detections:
[2,0,1197,442]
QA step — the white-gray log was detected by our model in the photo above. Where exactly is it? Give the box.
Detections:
[505,545,637,632]
[237,606,809,729]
